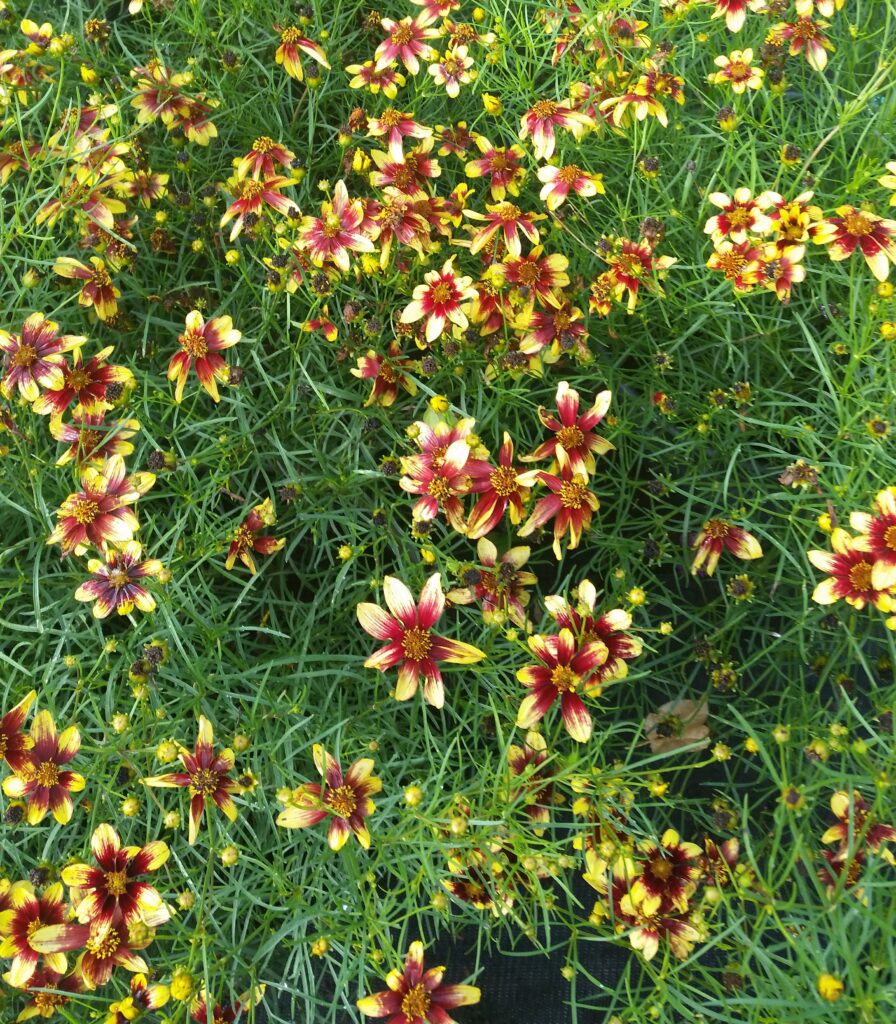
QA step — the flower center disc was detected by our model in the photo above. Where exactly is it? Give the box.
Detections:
[550,664,579,692]
[848,561,873,592]
[401,626,432,661]
[325,784,358,818]
[35,760,60,787]
[105,869,129,896]
[400,983,431,1021]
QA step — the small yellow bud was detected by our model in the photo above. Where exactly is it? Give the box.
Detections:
[817,974,843,1001]
[817,512,833,533]
[627,587,646,606]
[311,937,330,957]
[219,845,240,867]
[232,733,251,753]
[429,394,450,413]
[482,93,502,115]
[659,621,673,635]
[877,281,894,298]
[164,810,182,829]
[111,713,129,734]
[225,249,241,265]
[170,968,196,1001]
[773,725,790,744]
[419,547,437,564]
[157,740,179,764]
[431,890,448,911]
[80,64,98,84]
[472,7,486,22]
[121,797,140,817]
[404,785,424,806]
[337,544,354,561]
[881,321,896,340]
[191,239,204,253]
[744,737,759,754]
[449,816,467,836]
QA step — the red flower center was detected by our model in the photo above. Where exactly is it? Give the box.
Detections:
[848,561,873,592]
[180,328,208,358]
[550,664,579,692]
[401,983,431,1021]
[325,784,358,818]
[556,425,584,450]
[401,626,432,661]
[490,466,518,496]
[86,927,120,959]
[559,480,588,509]
[12,343,37,368]
[35,760,60,788]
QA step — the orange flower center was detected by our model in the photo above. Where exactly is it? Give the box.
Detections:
[108,569,131,589]
[727,208,752,229]
[35,760,60,788]
[90,266,112,289]
[27,918,43,940]
[496,202,522,222]
[379,364,398,384]
[401,626,432,661]
[391,24,414,46]
[848,561,873,592]
[66,367,92,390]
[71,497,100,524]
[550,664,579,692]
[556,425,584,450]
[703,519,730,539]
[558,164,583,184]
[325,784,357,818]
[430,282,453,304]
[427,476,453,501]
[34,993,67,1012]
[489,152,509,171]
[726,61,751,81]
[401,983,431,1021]
[391,166,416,189]
[793,19,818,40]
[559,480,588,509]
[377,108,403,129]
[238,178,265,200]
[180,328,208,358]
[105,870,129,896]
[531,99,558,119]
[884,524,896,552]
[280,26,303,44]
[490,465,518,497]
[843,211,873,237]
[714,250,748,279]
[86,927,120,959]
[12,343,37,368]
[516,262,541,286]
[190,767,220,797]
[442,56,464,76]
[252,135,275,153]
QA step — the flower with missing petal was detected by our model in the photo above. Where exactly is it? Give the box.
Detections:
[366,108,432,162]
[50,409,141,468]
[219,174,297,241]
[628,830,704,915]
[0,313,84,402]
[30,913,151,991]
[357,574,486,708]
[1,711,85,826]
[357,941,480,1023]
[465,433,530,540]
[61,823,169,936]
[446,538,536,630]
[106,972,170,1023]
[274,24,330,81]
[277,745,382,850]
[168,309,241,404]
[31,345,132,417]
[53,257,120,322]
[225,498,285,574]
[0,689,36,775]
[464,202,543,259]
[16,967,82,1019]
[141,716,242,845]
[522,381,613,477]
[690,518,762,576]
[519,100,593,161]
[812,205,896,282]
[236,136,296,179]
[537,163,604,211]
[774,16,835,72]
[517,464,601,560]
[704,189,772,243]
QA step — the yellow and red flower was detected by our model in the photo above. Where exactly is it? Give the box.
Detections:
[708,49,764,93]
[465,433,530,540]
[808,528,894,612]
[507,730,554,829]
[518,463,601,559]
[47,455,155,556]
[0,882,68,988]
[1,711,85,826]
[537,163,604,211]
[277,745,382,851]
[61,823,169,936]
[628,830,704,915]
[369,140,442,199]
[220,174,297,241]
[225,498,285,574]
[357,941,480,1022]
[447,538,536,629]
[142,715,242,845]
[106,972,170,1023]
[464,136,526,201]
[706,238,764,291]
[518,302,588,361]
[53,257,120,322]
[600,236,677,312]
[704,189,772,243]
[710,0,766,33]
[236,136,296,179]
[760,243,806,302]
[374,14,440,75]
[775,16,835,72]
[880,162,896,206]
[274,24,330,81]
[0,689,36,775]
[519,100,593,161]
[0,312,84,402]
[767,190,823,247]
[31,345,132,417]
[812,205,896,282]
[515,628,609,742]
[299,180,376,272]
[400,256,477,343]
[850,488,896,590]
[821,789,896,858]
[74,541,164,619]
[168,309,241,404]
[357,573,486,708]
[351,343,418,406]
[428,47,474,99]
[190,993,246,1024]
[465,201,543,258]
[501,247,569,309]
[30,914,151,990]
[523,382,613,477]
[690,518,762,576]
[346,61,406,99]
[367,109,432,162]
[15,966,82,1019]
[50,409,141,468]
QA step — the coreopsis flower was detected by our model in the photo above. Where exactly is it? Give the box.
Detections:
[374,14,440,74]
[299,180,375,272]
[356,573,486,707]
[346,61,406,99]
[117,167,169,207]
[775,16,835,71]
[357,941,480,1022]
[500,248,569,309]
[225,498,285,574]
[464,137,526,200]
[822,790,896,859]
[643,699,711,754]
[30,915,151,990]
[168,309,241,404]
[543,578,643,687]
[428,47,474,98]
[367,109,432,162]
[400,435,477,532]
[370,189,431,267]
[711,0,767,32]
[276,745,382,851]
[142,716,242,845]
[351,343,418,406]
[47,455,154,557]
[236,136,295,179]
[106,972,170,1022]
[0,689,36,775]
[808,528,894,612]
[274,24,330,81]
[74,541,164,619]
[519,303,589,361]
[690,518,762,576]
[1,711,84,825]
[850,488,896,590]
[441,844,521,915]
[16,967,82,1019]
[400,257,477,344]
[465,433,530,540]
[0,313,84,402]
[220,174,296,241]
[765,191,824,247]
[522,382,613,477]
[708,49,764,93]
[706,238,764,291]
[465,202,543,258]
[31,345,132,417]
[812,206,896,282]
[518,463,601,559]
[303,307,338,342]
[61,823,169,935]
[0,882,68,988]
[537,163,604,212]
[880,162,896,206]
[190,993,249,1024]
[629,830,704,915]
[516,628,609,742]
[507,730,554,828]
[519,100,593,161]
[447,538,536,629]
[53,257,120,322]
[757,242,804,301]
[704,189,772,243]
[50,410,141,467]
[602,236,677,312]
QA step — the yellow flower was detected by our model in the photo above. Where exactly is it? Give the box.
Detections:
[817,974,844,1001]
